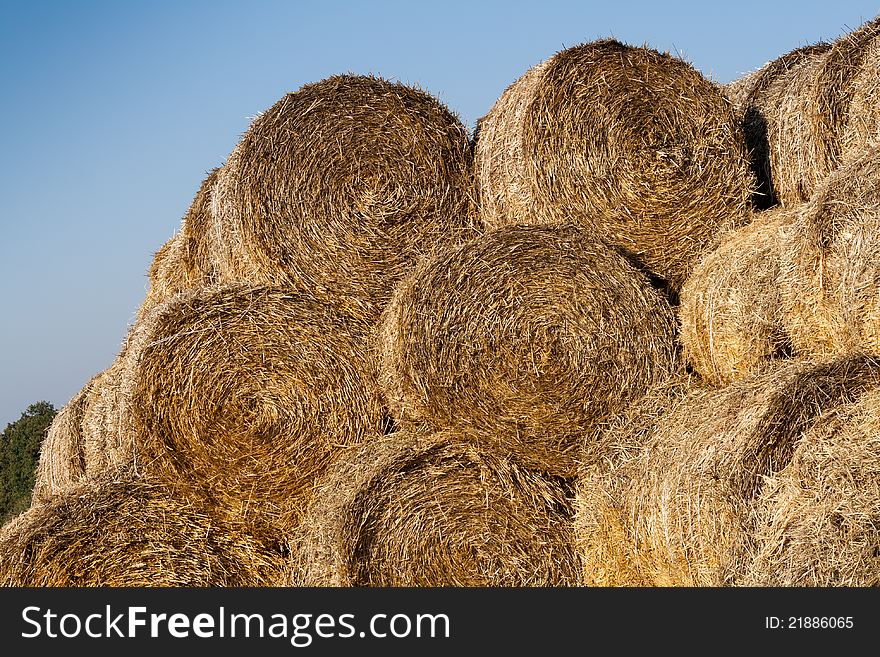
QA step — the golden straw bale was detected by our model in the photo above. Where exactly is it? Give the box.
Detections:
[781,145,880,357]
[751,44,831,207]
[0,471,286,587]
[378,223,680,479]
[726,43,831,208]
[843,31,880,156]
[79,353,134,479]
[474,60,550,228]
[679,206,797,386]
[123,284,386,534]
[575,374,700,586]
[181,167,222,285]
[210,74,479,325]
[475,38,754,289]
[31,377,97,503]
[746,387,880,586]
[581,355,880,586]
[731,17,880,207]
[812,16,880,171]
[288,428,578,587]
[139,231,197,319]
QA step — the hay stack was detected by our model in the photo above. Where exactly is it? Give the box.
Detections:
[781,145,880,357]
[35,339,145,498]
[210,74,478,325]
[378,223,680,479]
[747,387,880,586]
[288,428,578,587]
[679,206,797,386]
[124,284,386,534]
[31,377,97,502]
[475,38,754,289]
[726,43,831,208]
[0,471,286,586]
[578,355,880,586]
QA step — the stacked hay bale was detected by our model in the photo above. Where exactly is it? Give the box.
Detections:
[0,470,286,586]
[341,220,683,585]
[781,144,880,358]
[679,206,797,386]
[10,75,480,587]
[31,377,96,503]
[682,21,880,385]
[18,20,880,588]
[79,354,135,478]
[378,223,681,479]
[726,43,831,207]
[575,355,880,586]
[289,428,578,587]
[122,284,386,535]
[812,17,880,170]
[138,75,479,329]
[728,17,880,208]
[208,74,479,326]
[575,374,699,586]
[747,386,880,586]
[180,167,222,287]
[33,351,136,501]
[475,38,755,290]
[473,60,550,227]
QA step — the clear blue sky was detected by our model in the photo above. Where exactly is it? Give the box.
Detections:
[2,0,878,427]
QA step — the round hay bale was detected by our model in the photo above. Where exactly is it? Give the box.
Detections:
[137,169,222,323]
[79,353,136,479]
[31,377,97,503]
[726,43,831,208]
[813,16,880,171]
[181,167,222,285]
[124,284,386,534]
[0,471,286,586]
[377,223,681,479]
[575,374,700,586]
[679,206,797,386]
[589,355,880,586]
[210,74,479,325]
[139,231,196,320]
[723,69,761,111]
[288,428,578,587]
[781,144,880,357]
[742,43,832,207]
[747,387,880,586]
[843,27,880,156]
[474,38,755,289]
[474,60,550,227]
[723,62,773,111]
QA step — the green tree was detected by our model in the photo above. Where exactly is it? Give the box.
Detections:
[0,401,57,524]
